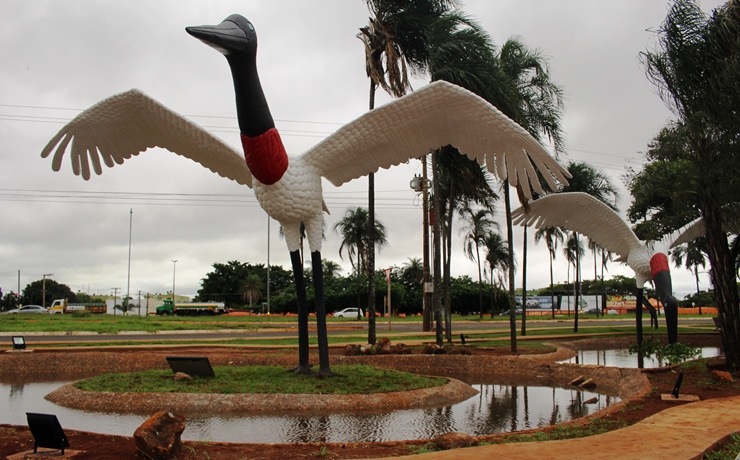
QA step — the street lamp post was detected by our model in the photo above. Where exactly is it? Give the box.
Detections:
[42,273,53,309]
[171,260,178,303]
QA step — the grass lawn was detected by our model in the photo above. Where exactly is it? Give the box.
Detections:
[75,364,446,394]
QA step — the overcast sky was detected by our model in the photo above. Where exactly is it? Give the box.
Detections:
[0,0,724,302]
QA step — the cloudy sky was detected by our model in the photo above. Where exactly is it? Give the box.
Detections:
[0,0,724,301]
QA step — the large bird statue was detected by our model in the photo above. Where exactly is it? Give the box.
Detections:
[511,192,710,344]
[41,14,570,376]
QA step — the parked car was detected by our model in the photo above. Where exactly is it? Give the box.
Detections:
[6,305,49,314]
[333,307,364,318]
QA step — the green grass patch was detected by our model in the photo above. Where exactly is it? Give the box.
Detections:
[704,433,740,460]
[74,364,446,395]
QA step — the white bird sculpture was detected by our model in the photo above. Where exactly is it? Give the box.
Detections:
[511,191,712,344]
[41,14,570,376]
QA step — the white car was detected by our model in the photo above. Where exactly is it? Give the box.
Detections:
[333,307,364,318]
[6,305,49,314]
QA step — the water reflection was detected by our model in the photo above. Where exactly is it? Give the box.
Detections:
[559,346,722,368]
[0,381,617,443]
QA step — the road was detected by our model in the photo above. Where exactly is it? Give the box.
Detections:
[0,316,715,345]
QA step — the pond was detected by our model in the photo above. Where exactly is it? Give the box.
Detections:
[558,346,723,368]
[0,380,618,443]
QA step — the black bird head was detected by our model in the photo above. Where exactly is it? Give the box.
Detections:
[186,14,257,57]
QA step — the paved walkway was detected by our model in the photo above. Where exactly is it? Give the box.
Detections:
[375,395,740,460]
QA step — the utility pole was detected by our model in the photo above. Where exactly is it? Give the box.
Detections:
[111,287,120,315]
[42,273,53,309]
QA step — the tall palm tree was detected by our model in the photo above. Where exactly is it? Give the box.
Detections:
[359,0,456,345]
[333,207,388,325]
[560,160,618,332]
[241,274,263,310]
[484,231,510,317]
[535,226,565,318]
[671,239,708,300]
[563,233,584,319]
[496,37,565,337]
[460,204,498,318]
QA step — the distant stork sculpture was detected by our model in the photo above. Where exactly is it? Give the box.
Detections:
[42,14,570,376]
[512,192,713,344]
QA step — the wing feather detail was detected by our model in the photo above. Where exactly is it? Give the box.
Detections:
[40,89,252,187]
[303,81,569,198]
[511,192,642,261]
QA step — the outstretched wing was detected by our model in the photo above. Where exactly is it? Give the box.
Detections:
[302,81,569,199]
[511,192,643,261]
[41,89,252,187]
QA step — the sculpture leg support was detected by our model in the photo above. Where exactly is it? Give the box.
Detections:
[653,270,678,344]
[291,250,312,375]
[635,288,644,346]
[311,251,336,377]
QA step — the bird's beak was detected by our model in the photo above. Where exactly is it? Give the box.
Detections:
[186,18,250,55]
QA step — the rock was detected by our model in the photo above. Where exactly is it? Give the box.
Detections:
[711,370,733,383]
[392,343,413,354]
[423,344,441,354]
[433,432,477,450]
[344,344,361,356]
[360,344,376,355]
[583,397,598,405]
[376,337,392,354]
[173,372,192,381]
[134,410,186,460]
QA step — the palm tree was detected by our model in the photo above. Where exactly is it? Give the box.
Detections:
[496,37,565,338]
[535,226,565,318]
[560,160,618,332]
[359,0,455,345]
[563,233,584,319]
[322,260,343,280]
[484,231,510,317]
[460,205,498,318]
[241,274,263,310]
[671,239,708,301]
[333,207,388,326]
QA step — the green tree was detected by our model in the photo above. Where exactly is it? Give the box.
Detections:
[641,0,740,368]
[21,278,75,307]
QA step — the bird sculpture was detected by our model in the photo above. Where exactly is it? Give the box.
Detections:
[511,192,711,344]
[41,14,570,376]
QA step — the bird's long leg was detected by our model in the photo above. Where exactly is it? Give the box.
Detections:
[291,250,313,375]
[311,251,337,377]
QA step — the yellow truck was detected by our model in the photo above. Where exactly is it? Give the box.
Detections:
[48,298,107,314]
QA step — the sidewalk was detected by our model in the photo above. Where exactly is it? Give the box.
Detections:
[376,395,740,460]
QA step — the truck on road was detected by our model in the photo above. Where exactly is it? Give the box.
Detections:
[48,298,107,314]
[155,299,228,316]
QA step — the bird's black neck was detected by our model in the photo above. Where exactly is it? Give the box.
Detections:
[226,55,275,138]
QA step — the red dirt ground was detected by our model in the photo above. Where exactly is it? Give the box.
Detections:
[1,335,738,460]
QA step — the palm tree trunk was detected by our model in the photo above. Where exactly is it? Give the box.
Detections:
[574,234,580,333]
[504,181,517,352]
[521,226,528,336]
[367,79,377,345]
[477,244,483,319]
[432,149,444,346]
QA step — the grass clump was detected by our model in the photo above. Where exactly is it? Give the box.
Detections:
[74,364,446,395]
